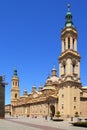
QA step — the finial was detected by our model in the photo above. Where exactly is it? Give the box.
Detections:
[53,65,55,68]
[33,84,36,88]
[52,65,56,71]
[14,69,18,76]
[68,3,70,12]
[47,74,50,79]
[65,3,73,27]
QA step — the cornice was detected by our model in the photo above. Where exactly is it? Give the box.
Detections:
[61,26,78,39]
[59,50,80,61]
[58,80,82,88]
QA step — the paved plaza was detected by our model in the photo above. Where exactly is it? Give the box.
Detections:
[0,116,87,130]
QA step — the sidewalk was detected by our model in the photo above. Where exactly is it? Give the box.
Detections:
[0,116,86,130]
[0,119,42,130]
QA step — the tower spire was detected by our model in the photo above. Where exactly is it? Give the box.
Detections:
[11,69,20,108]
[68,3,70,12]
[13,69,18,77]
[65,3,73,27]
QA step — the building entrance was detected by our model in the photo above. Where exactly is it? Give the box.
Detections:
[50,105,55,118]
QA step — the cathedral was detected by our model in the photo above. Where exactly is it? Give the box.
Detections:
[10,5,87,118]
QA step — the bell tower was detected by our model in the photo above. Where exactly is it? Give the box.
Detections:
[59,4,80,81]
[58,4,82,117]
[11,69,20,106]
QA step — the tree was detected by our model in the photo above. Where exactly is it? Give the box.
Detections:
[55,111,61,118]
[75,112,79,117]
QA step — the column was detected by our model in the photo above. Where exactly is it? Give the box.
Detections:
[66,58,71,75]
[78,61,80,79]
[66,37,68,49]
[62,40,64,52]
[59,63,61,77]
[70,37,73,49]
[74,39,77,51]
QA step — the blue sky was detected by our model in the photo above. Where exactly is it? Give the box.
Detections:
[0,0,87,105]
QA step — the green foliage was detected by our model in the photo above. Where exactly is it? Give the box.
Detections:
[53,118,63,121]
[55,111,61,117]
[75,112,79,117]
[73,122,87,127]
[85,118,87,122]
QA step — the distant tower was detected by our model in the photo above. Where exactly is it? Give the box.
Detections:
[58,4,82,117]
[51,66,57,77]
[11,69,20,106]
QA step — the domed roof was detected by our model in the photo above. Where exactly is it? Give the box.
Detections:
[46,74,59,83]
[82,86,87,89]
[24,89,27,92]
[42,85,56,90]
[65,4,73,27]
[14,69,17,76]
[12,68,19,79]
[23,89,28,97]
[52,66,56,71]
[46,76,52,83]
[50,76,59,82]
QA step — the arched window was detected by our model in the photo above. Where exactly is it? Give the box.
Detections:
[15,82,17,86]
[72,64,75,73]
[13,82,14,86]
[72,59,76,74]
[64,39,66,51]
[62,94,64,98]
[62,60,66,75]
[73,39,75,50]
[68,37,70,49]
[62,103,64,109]
[64,64,66,75]
[15,93,17,99]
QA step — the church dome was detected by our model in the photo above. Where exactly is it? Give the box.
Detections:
[46,76,52,83]
[50,76,59,82]
[42,85,56,90]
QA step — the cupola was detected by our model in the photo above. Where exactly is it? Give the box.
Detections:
[65,4,73,27]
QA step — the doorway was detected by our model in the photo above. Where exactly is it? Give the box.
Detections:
[50,104,55,117]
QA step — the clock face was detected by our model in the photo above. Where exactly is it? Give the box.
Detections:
[33,93,38,98]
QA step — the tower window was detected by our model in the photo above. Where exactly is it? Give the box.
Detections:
[72,64,75,73]
[74,106,76,109]
[80,92,83,96]
[15,82,17,86]
[80,112,82,115]
[62,104,64,109]
[62,94,64,98]
[64,39,66,50]
[72,60,76,74]
[73,39,75,49]
[62,60,66,75]
[15,93,17,99]
[64,64,66,75]
[13,82,14,86]
[68,37,70,49]
[74,97,76,102]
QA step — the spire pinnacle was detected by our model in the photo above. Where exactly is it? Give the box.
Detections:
[13,69,18,77]
[52,65,57,76]
[68,3,70,12]
[65,3,73,27]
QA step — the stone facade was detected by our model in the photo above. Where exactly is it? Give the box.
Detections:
[11,69,58,117]
[10,5,87,118]
[5,104,11,116]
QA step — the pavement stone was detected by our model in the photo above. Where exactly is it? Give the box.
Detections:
[0,119,42,130]
[0,116,86,130]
